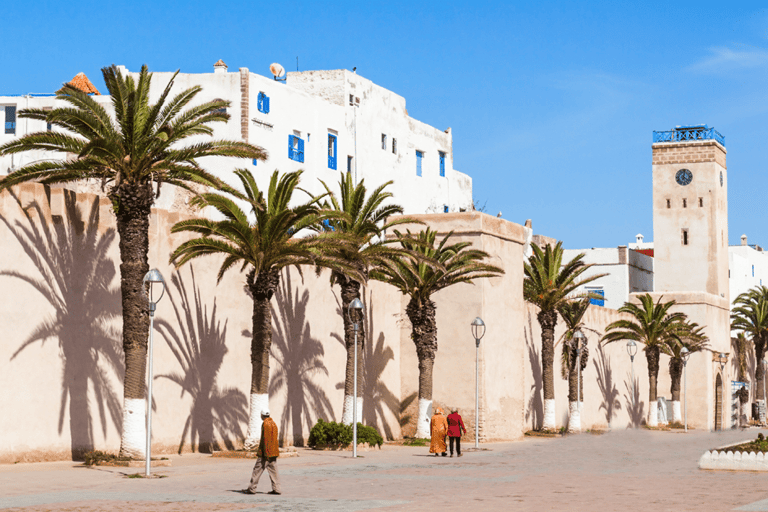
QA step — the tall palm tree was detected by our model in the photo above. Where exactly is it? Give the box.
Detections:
[666,321,708,423]
[523,241,604,431]
[557,297,598,432]
[733,332,753,424]
[731,286,768,406]
[317,172,414,424]
[170,169,357,449]
[0,65,265,458]
[602,294,686,426]
[371,228,504,438]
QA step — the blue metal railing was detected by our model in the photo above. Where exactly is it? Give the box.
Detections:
[653,125,725,146]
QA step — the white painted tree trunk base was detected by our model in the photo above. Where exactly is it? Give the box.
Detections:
[568,402,581,433]
[670,401,682,423]
[120,398,146,459]
[244,393,269,450]
[543,399,556,431]
[648,405,658,427]
[342,395,364,425]
[742,403,750,426]
[416,399,432,438]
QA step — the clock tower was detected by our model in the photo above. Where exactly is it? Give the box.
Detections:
[634,125,731,430]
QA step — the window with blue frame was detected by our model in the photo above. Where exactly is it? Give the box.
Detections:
[328,134,337,170]
[443,205,449,213]
[753,265,755,277]
[257,92,270,114]
[587,287,605,307]
[288,134,304,163]
[252,159,258,166]
[439,151,446,177]
[347,156,353,174]
[5,106,16,134]
[212,98,227,116]
[416,150,423,176]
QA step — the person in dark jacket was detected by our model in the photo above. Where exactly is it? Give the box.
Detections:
[446,408,467,457]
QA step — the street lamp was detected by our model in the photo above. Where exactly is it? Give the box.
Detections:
[348,298,364,458]
[681,347,690,432]
[471,317,486,449]
[142,269,165,477]
[627,340,638,427]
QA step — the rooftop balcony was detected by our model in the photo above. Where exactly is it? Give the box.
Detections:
[653,124,725,147]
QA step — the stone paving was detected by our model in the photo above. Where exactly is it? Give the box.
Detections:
[3,428,768,511]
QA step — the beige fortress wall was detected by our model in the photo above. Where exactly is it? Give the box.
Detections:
[0,183,402,463]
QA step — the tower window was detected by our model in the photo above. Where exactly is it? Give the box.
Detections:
[699,197,703,207]
[439,151,446,177]
[682,229,689,246]
[682,198,687,208]
[392,138,397,154]
[382,134,387,150]
[666,199,671,209]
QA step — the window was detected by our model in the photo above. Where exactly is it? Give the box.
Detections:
[288,134,304,163]
[5,106,16,134]
[699,197,703,207]
[682,228,689,246]
[439,151,446,177]
[212,98,226,116]
[753,265,755,277]
[416,150,423,176]
[443,205,449,213]
[666,199,671,209]
[682,198,687,208]
[382,134,387,150]
[43,107,52,132]
[587,287,605,307]
[257,92,270,114]
[252,158,258,166]
[347,156,353,174]
[392,138,397,154]
[328,134,337,170]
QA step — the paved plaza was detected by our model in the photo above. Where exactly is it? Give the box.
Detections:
[3,428,768,511]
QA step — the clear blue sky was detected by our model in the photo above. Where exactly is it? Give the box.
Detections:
[3,1,767,249]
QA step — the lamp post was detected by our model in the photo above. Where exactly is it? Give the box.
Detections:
[143,269,165,477]
[681,347,690,432]
[471,317,486,449]
[627,340,637,427]
[348,298,364,458]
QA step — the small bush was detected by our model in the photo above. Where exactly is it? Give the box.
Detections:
[83,451,131,466]
[402,438,429,446]
[308,419,383,448]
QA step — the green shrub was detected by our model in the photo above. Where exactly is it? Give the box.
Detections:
[83,450,130,466]
[308,419,383,448]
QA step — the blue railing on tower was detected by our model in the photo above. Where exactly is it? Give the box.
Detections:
[653,124,725,146]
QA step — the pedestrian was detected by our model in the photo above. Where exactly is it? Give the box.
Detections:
[244,410,281,495]
[446,408,467,457]
[429,407,448,457]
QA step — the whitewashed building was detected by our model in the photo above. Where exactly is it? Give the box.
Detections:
[0,62,473,215]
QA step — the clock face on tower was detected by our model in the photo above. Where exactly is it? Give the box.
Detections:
[675,169,693,186]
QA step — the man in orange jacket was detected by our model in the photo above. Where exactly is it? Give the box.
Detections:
[245,410,281,495]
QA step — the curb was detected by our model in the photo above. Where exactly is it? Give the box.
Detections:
[699,450,768,471]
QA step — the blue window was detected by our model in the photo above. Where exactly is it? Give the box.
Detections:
[288,134,304,163]
[328,134,337,170]
[443,205,449,213]
[5,106,16,134]
[753,265,755,277]
[439,151,446,177]
[588,288,605,307]
[347,156,353,174]
[252,158,258,166]
[212,98,226,116]
[416,150,423,176]
[257,92,270,114]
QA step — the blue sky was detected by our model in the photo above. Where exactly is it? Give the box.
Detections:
[3,1,768,249]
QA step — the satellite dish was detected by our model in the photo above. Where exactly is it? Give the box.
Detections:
[269,63,285,78]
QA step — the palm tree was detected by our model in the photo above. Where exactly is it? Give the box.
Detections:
[0,65,265,458]
[602,294,686,426]
[666,321,708,423]
[169,169,357,449]
[316,172,414,424]
[731,286,768,407]
[557,297,598,432]
[371,228,504,438]
[733,332,753,424]
[523,241,604,431]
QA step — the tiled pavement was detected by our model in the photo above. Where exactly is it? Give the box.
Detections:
[3,428,768,511]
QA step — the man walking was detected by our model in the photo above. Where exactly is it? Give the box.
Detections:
[245,410,281,495]
[447,408,467,457]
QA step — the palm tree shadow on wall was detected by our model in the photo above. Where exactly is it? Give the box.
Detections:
[155,267,247,453]
[2,190,123,459]
[330,291,400,439]
[267,270,334,446]
[593,343,621,427]
[624,372,645,427]
[525,310,543,430]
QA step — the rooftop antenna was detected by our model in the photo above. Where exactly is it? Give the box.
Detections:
[270,63,286,82]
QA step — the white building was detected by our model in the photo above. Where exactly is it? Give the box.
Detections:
[0,62,473,215]
[729,234,768,303]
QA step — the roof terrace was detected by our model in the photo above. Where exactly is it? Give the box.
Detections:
[652,124,725,147]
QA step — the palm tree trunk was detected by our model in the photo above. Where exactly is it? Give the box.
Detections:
[755,336,767,403]
[647,345,660,426]
[538,310,557,431]
[337,272,364,425]
[669,357,683,422]
[113,184,152,459]
[567,345,580,433]
[407,297,437,438]
[244,268,280,449]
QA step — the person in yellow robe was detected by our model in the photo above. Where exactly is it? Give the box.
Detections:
[429,407,448,456]
[245,410,281,495]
